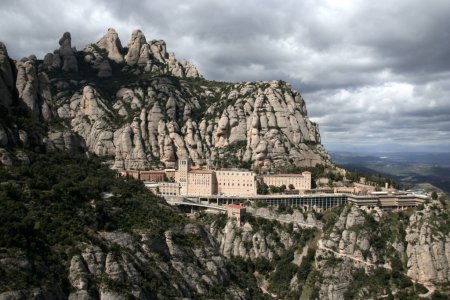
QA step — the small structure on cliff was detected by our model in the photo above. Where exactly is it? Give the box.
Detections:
[227,204,246,225]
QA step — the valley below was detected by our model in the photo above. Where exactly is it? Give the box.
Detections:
[331,151,450,195]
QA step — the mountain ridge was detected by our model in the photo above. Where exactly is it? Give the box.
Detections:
[0,28,330,170]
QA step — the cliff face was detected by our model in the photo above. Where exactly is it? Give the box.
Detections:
[210,218,295,261]
[315,202,450,299]
[64,228,247,300]
[405,201,450,284]
[0,28,330,169]
[0,227,250,300]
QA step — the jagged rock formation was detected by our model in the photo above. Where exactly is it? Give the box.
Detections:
[210,219,295,260]
[96,28,124,64]
[50,78,328,169]
[58,32,78,72]
[320,206,381,265]
[406,201,450,284]
[119,29,201,78]
[0,28,330,169]
[0,227,249,300]
[15,55,53,121]
[0,42,14,108]
[316,206,386,299]
[64,228,247,299]
[313,203,450,299]
[247,206,320,226]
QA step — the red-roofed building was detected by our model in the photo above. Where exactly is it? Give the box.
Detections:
[227,204,246,225]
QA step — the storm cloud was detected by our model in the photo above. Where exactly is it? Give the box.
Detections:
[1,0,450,152]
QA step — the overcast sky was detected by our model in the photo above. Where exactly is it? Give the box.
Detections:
[1,0,450,153]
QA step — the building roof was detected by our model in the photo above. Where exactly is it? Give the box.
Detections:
[228,204,246,209]
[218,168,254,172]
[189,169,215,174]
[263,173,306,177]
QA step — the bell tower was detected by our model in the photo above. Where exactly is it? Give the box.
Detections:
[178,158,190,195]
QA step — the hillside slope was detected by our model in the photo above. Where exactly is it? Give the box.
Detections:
[0,152,260,299]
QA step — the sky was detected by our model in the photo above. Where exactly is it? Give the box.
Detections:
[1,0,450,153]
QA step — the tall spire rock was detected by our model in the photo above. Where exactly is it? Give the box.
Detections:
[96,28,124,64]
[0,42,14,107]
[59,32,78,72]
[125,30,147,66]
[15,55,52,121]
[16,56,40,119]
[149,40,168,62]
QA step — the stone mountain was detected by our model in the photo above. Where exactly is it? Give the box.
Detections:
[0,28,330,169]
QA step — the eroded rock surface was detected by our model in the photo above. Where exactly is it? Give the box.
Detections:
[406,201,450,284]
[1,30,330,170]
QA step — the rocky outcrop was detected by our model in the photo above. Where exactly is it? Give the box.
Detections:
[44,131,86,153]
[246,206,320,227]
[2,29,330,169]
[14,55,52,121]
[149,39,202,78]
[315,206,390,299]
[312,203,450,299]
[49,76,329,169]
[0,42,14,107]
[125,29,147,67]
[320,206,376,261]
[15,57,40,119]
[83,44,113,78]
[56,85,115,156]
[64,228,248,299]
[210,219,295,261]
[58,32,78,72]
[405,201,450,284]
[120,29,202,78]
[96,28,124,64]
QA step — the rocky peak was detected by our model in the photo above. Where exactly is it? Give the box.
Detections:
[57,32,78,72]
[1,29,329,169]
[149,39,168,62]
[0,41,14,107]
[405,201,450,284]
[15,57,40,119]
[125,29,147,66]
[13,53,52,121]
[96,27,124,63]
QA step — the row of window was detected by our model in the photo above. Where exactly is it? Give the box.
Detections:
[217,172,254,176]
[218,182,253,187]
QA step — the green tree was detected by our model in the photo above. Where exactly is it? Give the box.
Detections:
[257,182,268,195]
[431,191,438,200]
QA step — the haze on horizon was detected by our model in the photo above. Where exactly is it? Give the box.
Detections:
[1,0,450,153]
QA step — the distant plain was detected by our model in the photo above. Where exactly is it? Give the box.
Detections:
[330,151,450,195]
